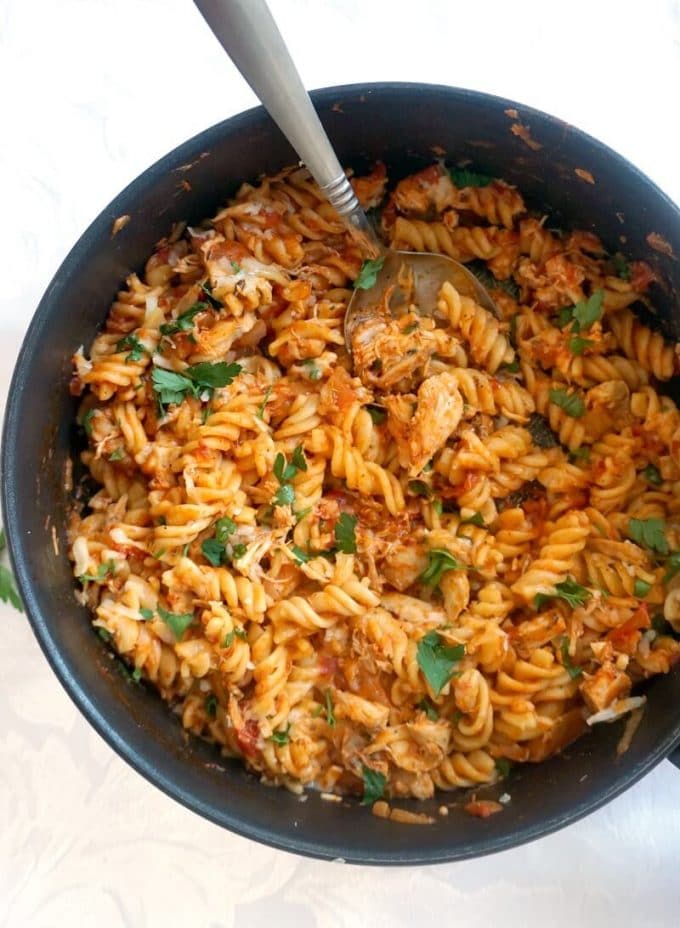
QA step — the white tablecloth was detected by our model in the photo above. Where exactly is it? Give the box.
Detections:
[1,1,679,925]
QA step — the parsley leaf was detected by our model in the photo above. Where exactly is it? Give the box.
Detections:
[572,290,604,332]
[417,697,439,721]
[215,517,237,543]
[303,359,322,380]
[417,631,465,694]
[366,404,387,425]
[273,446,306,483]
[407,480,432,499]
[268,725,291,745]
[151,368,195,410]
[273,484,295,507]
[569,446,591,463]
[361,765,386,805]
[501,359,520,373]
[432,499,444,516]
[664,551,680,583]
[495,757,513,778]
[108,448,125,462]
[186,361,242,390]
[158,606,194,640]
[231,543,247,560]
[81,408,96,437]
[334,512,358,554]
[449,167,493,188]
[159,303,207,337]
[201,538,226,567]
[628,517,668,556]
[116,333,147,362]
[257,385,273,419]
[222,627,247,648]
[559,637,583,679]
[461,512,485,528]
[324,688,336,727]
[534,578,591,610]
[354,257,385,290]
[549,388,585,418]
[642,463,662,486]
[419,549,466,587]
[612,253,631,281]
[200,281,223,308]
[78,560,115,584]
[139,607,154,620]
[205,695,218,717]
[634,578,652,598]
[569,335,593,356]
[291,444,307,472]
[291,545,311,563]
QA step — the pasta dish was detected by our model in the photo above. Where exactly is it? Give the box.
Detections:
[69,162,680,806]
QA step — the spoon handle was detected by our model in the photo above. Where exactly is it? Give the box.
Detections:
[194,0,377,248]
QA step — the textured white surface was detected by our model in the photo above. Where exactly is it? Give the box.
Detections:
[1,0,680,925]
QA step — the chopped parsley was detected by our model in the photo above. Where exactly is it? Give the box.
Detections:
[612,253,631,281]
[159,303,207,337]
[568,335,593,356]
[273,483,295,507]
[366,404,387,425]
[633,578,652,598]
[417,631,465,694]
[407,480,432,499]
[108,448,125,462]
[361,765,386,805]
[334,512,358,554]
[417,697,439,721]
[432,499,444,516]
[534,578,591,610]
[81,408,96,437]
[569,446,591,463]
[139,607,154,620]
[152,361,242,412]
[273,446,307,484]
[628,517,668,556]
[268,725,291,745]
[200,281,223,308]
[222,627,247,648]
[78,560,115,584]
[354,257,385,290]
[116,333,147,363]
[501,359,520,373]
[642,463,662,486]
[205,695,218,718]
[303,359,322,380]
[559,637,583,679]
[324,688,336,727]
[461,512,485,528]
[549,388,585,418]
[157,606,194,640]
[495,757,513,778]
[449,167,493,188]
[201,517,241,566]
[664,551,680,583]
[419,549,467,587]
[257,385,273,419]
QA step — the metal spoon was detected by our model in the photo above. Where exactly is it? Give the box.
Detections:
[193,0,499,368]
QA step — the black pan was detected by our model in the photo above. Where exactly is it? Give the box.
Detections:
[3,83,680,865]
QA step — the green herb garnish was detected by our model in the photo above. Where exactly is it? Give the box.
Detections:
[569,447,591,463]
[361,765,386,805]
[354,257,385,290]
[642,464,662,486]
[159,303,207,337]
[549,388,585,418]
[157,606,194,640]
[205,695,218,717]
[495,757,513,778]
[303,359,322,380]
[628,518,668,556]
[534,578,591,610]
[152,361,242,412]
[634,578,652,598]
[408,480,432,499]
[461,512,485,528]
[78,560,115,584]
[108,448,125,462]
[417,697,439,721]
[612,253,631,281]
[419,549,467,587]
[559,637,583,679]
[324,688,336,727]
[527,413,558,448]
[449,167,493,188]
[81,408,96,437]
[568,335,593,356]
[139,607,154,620]
[334,512,358,554]
[273,484,295,507]
[257,385,273,419]
[416,631,465,694]
[0,530,22,613]
[222,627,247,648]
[116,333,147,362]
[268,725,291,745]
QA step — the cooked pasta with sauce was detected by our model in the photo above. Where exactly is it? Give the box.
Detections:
[68,162,680,804]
